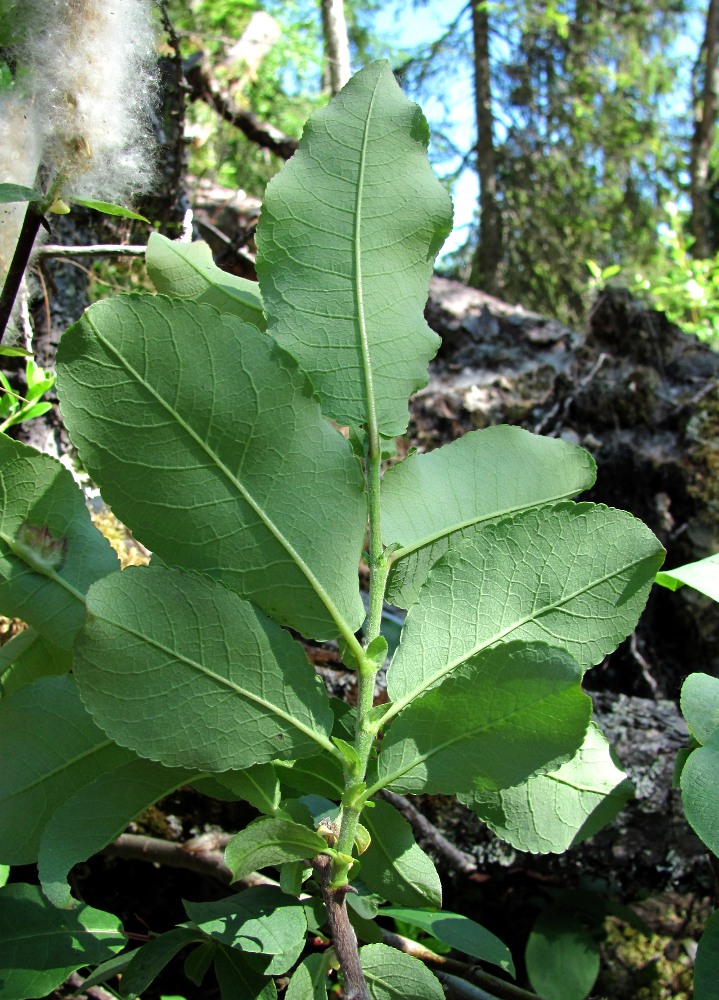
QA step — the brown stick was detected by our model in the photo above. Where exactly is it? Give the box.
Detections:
[312,854,370,1000]
[185,61,299,161]
[0,201,45,343]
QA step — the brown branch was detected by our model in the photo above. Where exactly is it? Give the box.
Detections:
[313,855,370,1000]
[185,60,299,161]
[380,790,479,877]
[66,971,117,1000]
[104,834,532,999]
[0,202,46,343]
[384,933,541,1000]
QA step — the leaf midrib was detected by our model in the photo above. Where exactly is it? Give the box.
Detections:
[386,548,658,722]
[85,312,353,645]
[388,488,583,562]
[354,73,382,445]
[1,738,118,804]
[0,528,86,604]
[92,609,339,758]
[161,239,263,317]
[370,683,581,794]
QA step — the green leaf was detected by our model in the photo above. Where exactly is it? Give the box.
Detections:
[360,799,441,907]
[681,673,719,744]
[0,435,119,649]
[70,197,150,223]
[38,757,193,908]
[285,953,330,999]
[56,294,366,640]
[210,764,282,815]
[256,60,452,438]
[119,928,203,999]
[0,345,33,357]
[74,566,336,770]
[387,503,664,707]
[0,883,125,1000]
[359,943,444,1000]
[0,627,72,697]
[185,886,307,955]
[146,233,265,329]
[0,183,43,204]
[382,426,596,607]
[214,946,277,1000]
[184,941,216,986]
[525,910,600,1000]
[0,865,9,887]
[276,754,345,801]
[379,907,514,974]
[0,676,134,865]
[656,552,719,601]
[224,817,327,881]
[375,643,590,795]
[461,722,633,853]
[680,730,719,855]
[695,909,719,1000]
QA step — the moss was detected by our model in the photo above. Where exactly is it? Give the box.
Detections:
[595,895,711,999]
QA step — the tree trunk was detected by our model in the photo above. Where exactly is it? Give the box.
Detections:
[321,0,351,95]
[690,0,719,258]
[469,0,501,295]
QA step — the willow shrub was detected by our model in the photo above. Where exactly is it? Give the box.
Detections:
[0,62,665,1000]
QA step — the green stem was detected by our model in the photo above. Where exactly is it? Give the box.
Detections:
[331,433,390,886]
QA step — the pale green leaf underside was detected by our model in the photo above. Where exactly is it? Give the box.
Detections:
[0,435,118,649]
[211,764,281,815]
[0,676,134,865]
[382,426,597,607]
[0,627,72,697]
[56,294,366,640]
[375,643,590,795]
[655,552,719,601]
[38,757,194,908]
[388,502,664,707]
[681,672,719,744]
[680,730,719,856]
[224,817,327,881]
[74,566,335,771]
[256,60,452,437]
[0,883,125,1000]
[360,943,444,1000]
[146,233,265,329]
[378,907,514,974]
[360,799,442,908]
[695,910,719,1000]
[286,953,330,999]
[461,722,633,853]
[185,887,307,955]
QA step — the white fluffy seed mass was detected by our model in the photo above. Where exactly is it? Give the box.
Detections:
[0,94,43,278]
[24,0,159,202]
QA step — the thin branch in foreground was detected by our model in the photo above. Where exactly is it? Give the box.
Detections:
[0,202,46,344]
[103,833,537,1000]
[36,244,148,258]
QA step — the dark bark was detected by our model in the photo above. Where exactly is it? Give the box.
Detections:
[185,60,298,161]
[321,0,352,95]
[469,0,502,295]
[313,854,370,1000]
[690,0,719,258]
[0,202,45,343]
